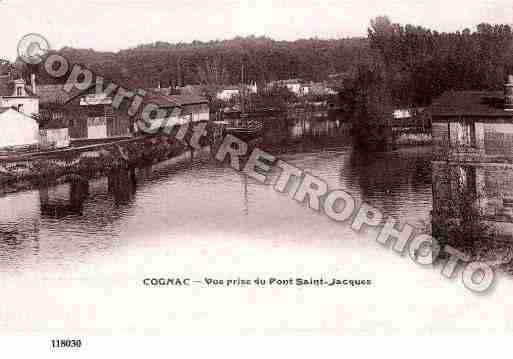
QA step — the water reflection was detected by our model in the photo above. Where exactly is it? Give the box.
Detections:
[262,115,351,152]
[343,146,433,227]
[0,169,139,272]
[6,115,509,277]
[432,162,513,272]
[38,170,137,219]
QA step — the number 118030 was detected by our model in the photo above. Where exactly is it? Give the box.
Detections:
[51,339,82,348]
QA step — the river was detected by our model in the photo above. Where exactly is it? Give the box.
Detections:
[0,117,512,334]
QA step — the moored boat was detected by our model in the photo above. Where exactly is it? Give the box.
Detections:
[224,120,263,142]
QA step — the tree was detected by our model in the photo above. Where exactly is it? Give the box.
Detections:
[197,59,229,102]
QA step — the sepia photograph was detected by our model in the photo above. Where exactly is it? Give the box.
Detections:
[1,0,513,354]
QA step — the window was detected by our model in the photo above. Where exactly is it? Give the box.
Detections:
[462,166,477,197]
[52,111,64,120]
[17,104,23,113]
[16,87,22,96]
[457,121,476,147]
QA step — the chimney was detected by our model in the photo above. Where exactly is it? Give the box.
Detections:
[31,74,36,94]
[505,75,513,110]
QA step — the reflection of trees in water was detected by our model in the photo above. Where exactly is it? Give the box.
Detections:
[39,177,89,218]
[39,169,137,220]
[432,163,513,273]
[108,169,137,206]
[346,147,432,215]
[261,115,351,153]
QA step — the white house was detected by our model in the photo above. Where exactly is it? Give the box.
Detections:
[247,82,258,94]
[0,107,39,148]
[268,79,309,96]
[0,75,39,116]
[393,108,413,120]
[300,85,310,96]
[216,86,241,101]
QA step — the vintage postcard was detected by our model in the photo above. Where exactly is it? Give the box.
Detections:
[1,0,513,354]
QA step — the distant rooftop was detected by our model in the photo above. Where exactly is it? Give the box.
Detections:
[220,86,240,91]
[270,79,302,85]
[35,84,86,104]
[145,92,208,107]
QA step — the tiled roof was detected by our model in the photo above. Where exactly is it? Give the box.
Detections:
[145,92,208,108]
[429,91,513,117]
[35,84,91,104]
[40,117,68,129]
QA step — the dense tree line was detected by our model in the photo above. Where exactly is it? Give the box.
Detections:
[367,16,513,107]
[16,36,367,90]
[5,17,513,151]
[4,18,512,108]
[339,17,513,149]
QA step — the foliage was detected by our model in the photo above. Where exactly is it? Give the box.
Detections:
[19,36,367,90]
[368,16,513,107]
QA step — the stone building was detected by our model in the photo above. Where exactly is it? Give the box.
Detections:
[137,92,209,133]
[0,75,39,116]
[430,75,513,246]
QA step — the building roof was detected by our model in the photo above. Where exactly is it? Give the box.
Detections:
[40,117,68,129]
[220,86,240,91]
[429,91,513,117]
[145,92,208,108]
[169,94,208,105]
[0,76,37,98]
[0,106,36,121]
[280,79,302,85]
[35,84,92,105]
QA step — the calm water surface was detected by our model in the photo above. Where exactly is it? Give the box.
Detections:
[0,122,432,273]
[0,118,512,334]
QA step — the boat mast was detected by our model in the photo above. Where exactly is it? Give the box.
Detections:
[241,63,245,114]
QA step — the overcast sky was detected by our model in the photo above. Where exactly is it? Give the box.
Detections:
[1,0,513,60]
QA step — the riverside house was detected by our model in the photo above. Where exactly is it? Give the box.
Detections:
[431,81,513,162]
[216,86,241,101]
[0,75,40,149]
[0,75,39,116]
[36,83,133,146]
[430,75,513,240]
[36,83,210,145]
[138,92,209,133]
[268,79,308,96]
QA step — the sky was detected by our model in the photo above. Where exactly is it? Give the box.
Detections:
[1,0,513,60]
